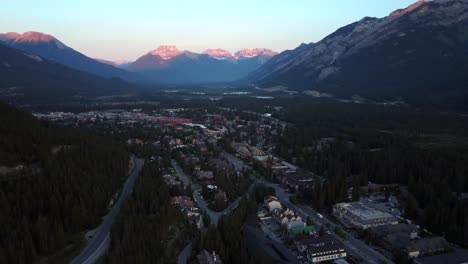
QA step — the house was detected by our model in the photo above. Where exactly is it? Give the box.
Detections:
[333,202,399,229]
[196,249,223,264]
[161,174,180,187]
[273,207,305,230]
[187,210,204,230]
[284,216,305,230]
[171,196,194,210]
[197,171,214,181]
[289,225,318,241]
[264,196,282,212]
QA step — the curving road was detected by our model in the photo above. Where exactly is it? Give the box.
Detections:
[172,160,245,226]
[70,156,144,264]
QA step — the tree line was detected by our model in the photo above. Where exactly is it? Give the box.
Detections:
[0,102,129,264]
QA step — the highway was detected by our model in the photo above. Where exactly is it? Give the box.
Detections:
[70,156,144,264]
[178,242,192,264]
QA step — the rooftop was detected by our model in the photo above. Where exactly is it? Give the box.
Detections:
[336,202,396,220]
[415,249,468,264]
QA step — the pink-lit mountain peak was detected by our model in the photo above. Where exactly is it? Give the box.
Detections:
[390,0,429,17]
[203,49,234,59]
[0,31,67,49]
[14,31,57,43]
[149,45,183,60]
[234,48,278,58]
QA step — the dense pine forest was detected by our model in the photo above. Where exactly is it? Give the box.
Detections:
[0,102,129,264]
[273,102,468,247]
[193,192,272,264]
[105,160,193,264]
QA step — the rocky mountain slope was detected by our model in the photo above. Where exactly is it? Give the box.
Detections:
[0,31,135,80]
[249,0,468,107]
[0,43,136,103]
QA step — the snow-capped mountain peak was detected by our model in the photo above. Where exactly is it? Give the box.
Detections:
[203,49,234,59]
[149,45,183,60]
[0,31,67,50]
[234,48,278,59]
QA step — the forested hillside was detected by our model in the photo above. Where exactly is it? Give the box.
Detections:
[0,102,129,264]
[105,161,192,264]
[273,101,468,247]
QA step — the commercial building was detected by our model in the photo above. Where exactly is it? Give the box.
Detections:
[414,249,468,264]
[333,202,399,229]
[299,235,347,263]
[368,223,451,259]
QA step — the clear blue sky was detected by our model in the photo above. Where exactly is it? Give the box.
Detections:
[1,0,417,61]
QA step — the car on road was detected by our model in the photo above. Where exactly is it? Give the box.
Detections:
[317,213,323,218]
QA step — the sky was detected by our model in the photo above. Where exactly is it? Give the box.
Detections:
[1,0,417,61]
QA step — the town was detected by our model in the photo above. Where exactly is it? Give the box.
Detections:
[35,106,468,264]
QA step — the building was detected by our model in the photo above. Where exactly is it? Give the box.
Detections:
[333,202,399,229]
[272,207,305,230]
[197,171,214,181]
[280,171,316,192]
[264,196,282,212]
[300,235,347,263]
[404,237,451,258]
[414,249,468,264]
[171,196,194,209]
[289,225,318,241]
[368,224,451,259]
[196,249,223,264]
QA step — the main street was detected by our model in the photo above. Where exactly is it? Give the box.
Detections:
[70,157,144,264]
[224,152,394,264]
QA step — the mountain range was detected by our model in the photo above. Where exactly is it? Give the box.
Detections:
[127,46,277,84]
[249,0,468,107]
[0,31,135,81]
[0,42,135,103]
[0,31,277,85]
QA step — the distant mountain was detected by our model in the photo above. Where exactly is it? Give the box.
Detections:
[0,43,136,103]
[203,48,234,59]
[234,48,278,59]
[96,58,133,69]
[128,46,278,84]
[0,31,135,80]
[249,0,468,107]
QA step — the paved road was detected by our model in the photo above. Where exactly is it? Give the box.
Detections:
[70,156,144,264]
[223,152,250,171]
[222,153,394,264]
[178,242,192,264]
[172,160,242,225]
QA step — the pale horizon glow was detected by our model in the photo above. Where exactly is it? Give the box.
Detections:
[1,0,417,61]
